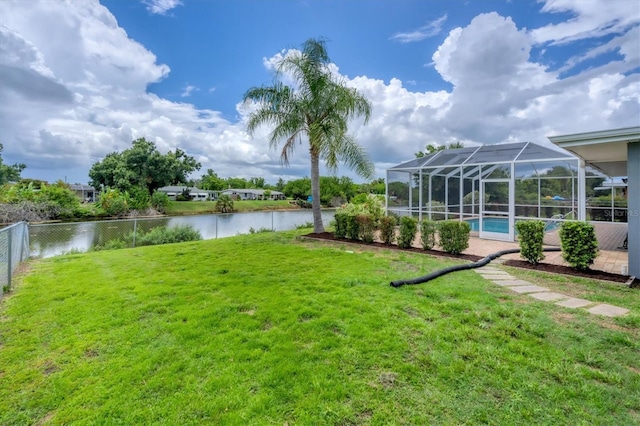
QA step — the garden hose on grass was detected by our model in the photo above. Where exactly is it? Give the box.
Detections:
[389,247,563,288]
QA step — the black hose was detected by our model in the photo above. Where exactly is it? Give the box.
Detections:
[390,247,562,288]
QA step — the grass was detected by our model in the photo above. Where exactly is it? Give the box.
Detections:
[1,231,639,425]
[165,199,297,215]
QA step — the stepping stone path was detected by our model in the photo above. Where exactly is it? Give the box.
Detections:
[474,267,630,317]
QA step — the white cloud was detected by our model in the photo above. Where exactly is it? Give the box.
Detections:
[181,84,198,97]
[143,0,183,15]
[390,15,448,43]
[531,0,640,45]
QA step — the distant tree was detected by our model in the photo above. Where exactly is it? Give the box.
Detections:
[415,141,465,158]
[199,169,225,191]
[275,177,286,192]
[89,138,201,196]
[224,177,249,189]
[284,178,312,200]
[319,176,356,205]
[249,177,266,189]
[243,38,373,233]
[359,178,386,195]
[0,144,26,185]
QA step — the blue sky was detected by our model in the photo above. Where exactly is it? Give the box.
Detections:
[1,0,639,184]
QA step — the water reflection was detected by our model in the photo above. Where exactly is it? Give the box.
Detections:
[29,210,334,258]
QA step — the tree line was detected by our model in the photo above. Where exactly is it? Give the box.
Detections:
[0,136,385,223]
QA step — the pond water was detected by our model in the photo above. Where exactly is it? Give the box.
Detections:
[29,210,335,258]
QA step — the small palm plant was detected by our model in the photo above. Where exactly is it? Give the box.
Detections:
[215,194,234,213]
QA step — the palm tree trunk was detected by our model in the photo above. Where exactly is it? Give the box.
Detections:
[310,149,325,233]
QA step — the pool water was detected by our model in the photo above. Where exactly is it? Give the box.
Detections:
[466,218,510,233]
[465,218,560,234]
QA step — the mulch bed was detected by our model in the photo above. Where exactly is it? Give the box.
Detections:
[304,232,632,284]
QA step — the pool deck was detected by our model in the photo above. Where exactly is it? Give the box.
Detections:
[464,221,629,276]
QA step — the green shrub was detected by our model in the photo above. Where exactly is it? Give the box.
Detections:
[151,191,171,213]
[134,225,202,246]
[350,193,369,204]
[334,212,349,239]
[356,214,375,244]
[559,221,599,271]
[128,186,151,211]
[419,220,438,250]
[249,227,274,234]
[397,216,418,249]
[438,221,470,254]
[215,194,234,213]
[92,239,129,251]
[338,194,385,222]
[92,225,202,251]
[378,216,397,245]
[345,214,359,241]
[176,188,192,201]
[39,183,81,211]
[97,188,130,216]
[515,220,545,264]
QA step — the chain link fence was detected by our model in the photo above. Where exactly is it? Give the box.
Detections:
[0,222,30,297]
[28,210,334,259]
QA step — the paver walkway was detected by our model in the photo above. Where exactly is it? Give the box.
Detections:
[474,266,630,317]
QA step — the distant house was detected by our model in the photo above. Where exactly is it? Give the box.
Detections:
[68,184,98,202]
[157,186,219,201]
[221,189,286,201]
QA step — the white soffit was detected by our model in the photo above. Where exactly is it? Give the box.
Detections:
[548,126,640,177]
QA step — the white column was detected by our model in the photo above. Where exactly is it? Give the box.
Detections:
[578,158,586,221]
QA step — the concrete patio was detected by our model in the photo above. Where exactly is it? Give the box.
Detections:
[465,221,629,276]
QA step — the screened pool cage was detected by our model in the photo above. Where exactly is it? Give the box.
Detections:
[386,141,623,242]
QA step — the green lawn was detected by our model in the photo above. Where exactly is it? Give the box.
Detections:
[165,199,297,215]
[1,231,639,425]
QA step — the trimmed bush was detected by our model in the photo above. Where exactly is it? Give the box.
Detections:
[559,221,599,271]
[438,221,470,254]
[379,216,397,245]
[345,214,359,241]
[356,214,375,244]
[419,220,438,250]
[334,212,349,239]
[397,216,418,249]
[515,220,545,264]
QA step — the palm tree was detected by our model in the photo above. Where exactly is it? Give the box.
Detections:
[243,38,373,233]
[215,194,234,213]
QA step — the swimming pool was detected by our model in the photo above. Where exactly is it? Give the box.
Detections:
[465,218,560,234]
[466,218,510,233]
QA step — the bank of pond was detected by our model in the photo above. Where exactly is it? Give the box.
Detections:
[29,210,335,258]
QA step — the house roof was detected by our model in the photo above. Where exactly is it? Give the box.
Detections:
[68,184,96,191]
[221,189,284,195]
[158,186,215,193]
